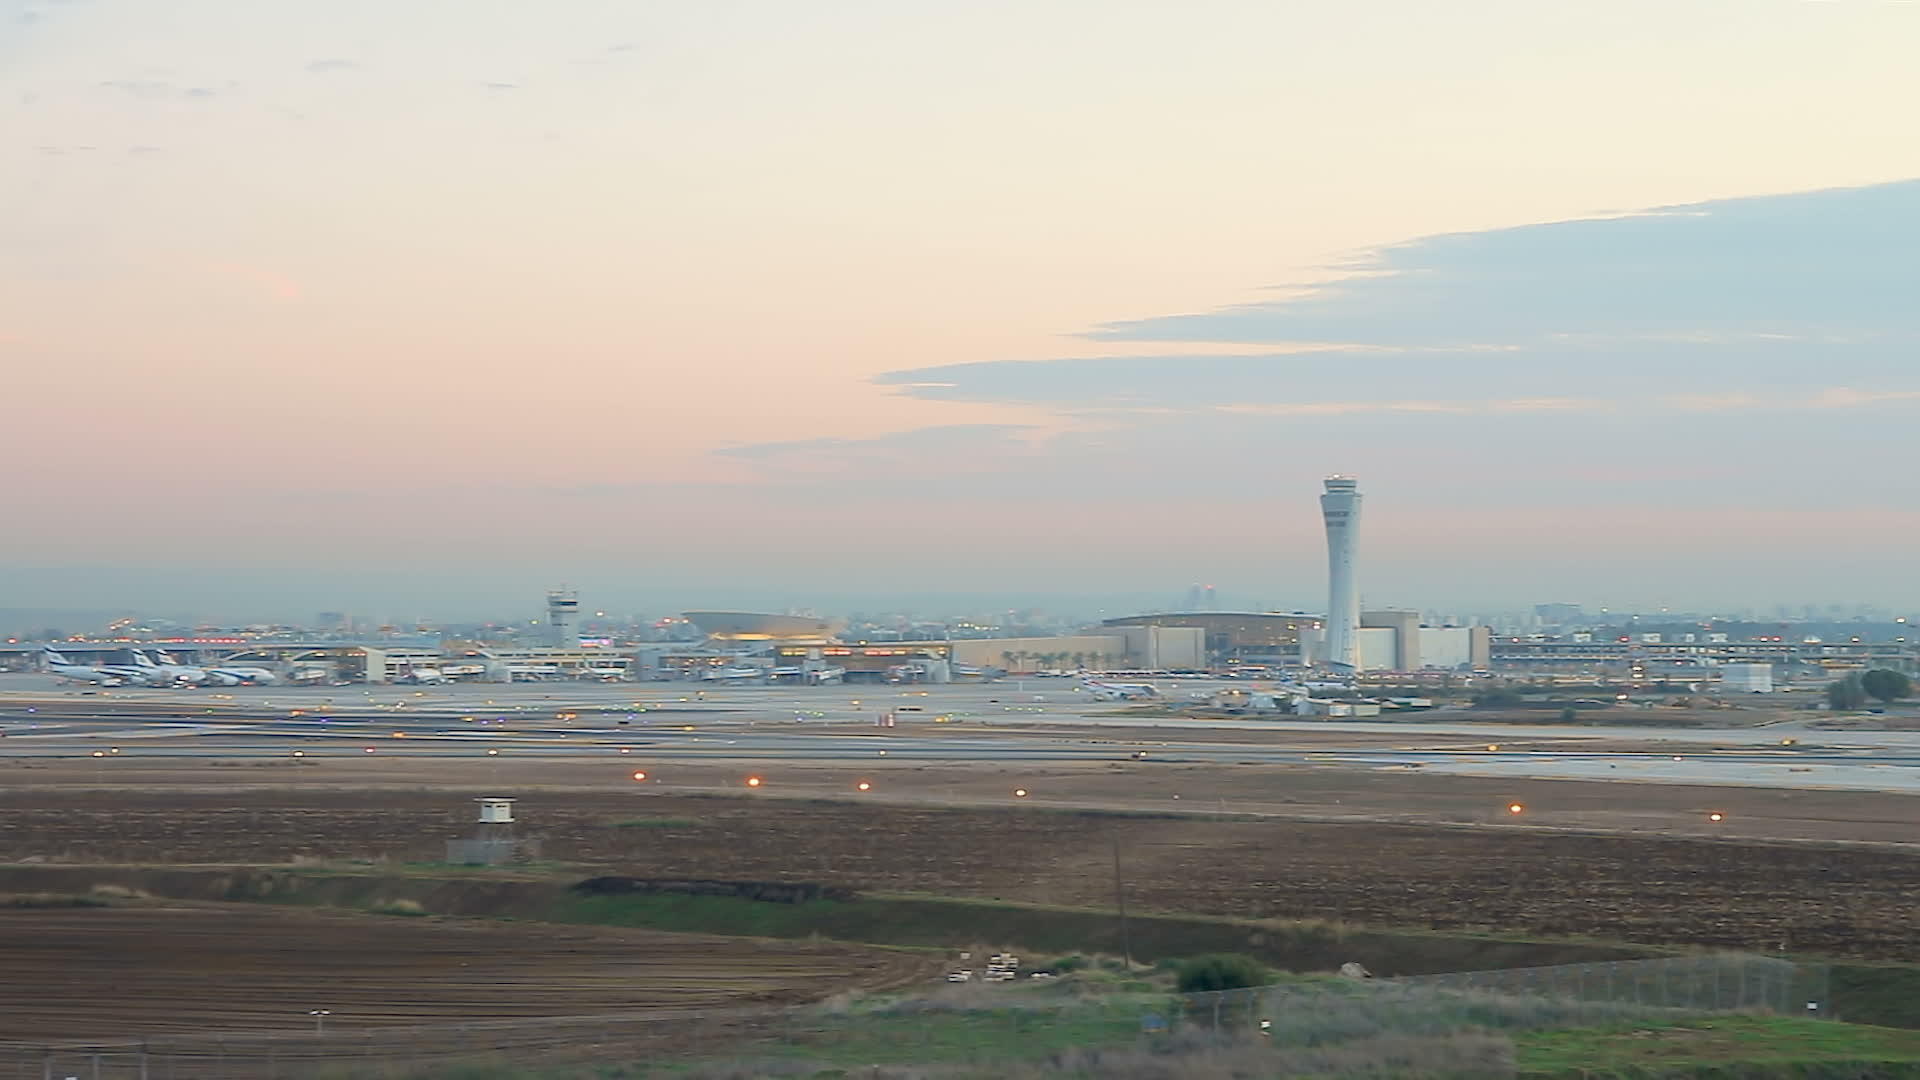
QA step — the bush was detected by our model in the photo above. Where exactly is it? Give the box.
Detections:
[1862,669,1913,704]
[1052,954,1088,973]
[1472,689,1524,707]
[1827,675,1869,711]
[1174,953,1269,993]
[369,898,428,917]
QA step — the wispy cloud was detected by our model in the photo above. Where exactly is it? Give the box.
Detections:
[99,79,230,101]
[305,59,360,74]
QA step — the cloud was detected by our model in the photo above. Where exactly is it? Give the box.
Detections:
[844,178,1920,526]
[482,81,520,91]
[99,79,228,101]
[305,59,360,74]
[1086,180,1920,348]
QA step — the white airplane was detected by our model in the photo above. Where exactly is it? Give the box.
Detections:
[43,648,135,686]
[395,666,448,685]
[202,661,279,686]
[133,651,208,686]
[1079,678,1160,701]
[702,666,764,682]
[580,667,627,682]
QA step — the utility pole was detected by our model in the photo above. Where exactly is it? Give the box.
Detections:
[1112,831,1133,970]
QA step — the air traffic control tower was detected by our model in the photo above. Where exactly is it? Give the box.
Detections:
[1319,476,1363,672]
[545,588,580,648]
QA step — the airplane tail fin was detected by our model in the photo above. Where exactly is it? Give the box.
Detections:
[133,651,158,667]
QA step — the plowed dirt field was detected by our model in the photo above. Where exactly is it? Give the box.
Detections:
[0,904,930,1040]
[3,778,1918,962]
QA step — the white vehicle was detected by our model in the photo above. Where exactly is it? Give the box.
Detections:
[1079,678,1159,701]
[43,648,134,687]
[133,651,208,686]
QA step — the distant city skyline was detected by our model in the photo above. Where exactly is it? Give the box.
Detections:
[4,2,1917,613]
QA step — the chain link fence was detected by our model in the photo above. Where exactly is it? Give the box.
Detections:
[0,954,1830,1079]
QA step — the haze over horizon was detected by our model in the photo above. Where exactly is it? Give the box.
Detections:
[5,1,1918,621]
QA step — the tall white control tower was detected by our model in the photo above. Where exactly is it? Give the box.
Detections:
[545,588,580,648]
[1319,476,1363,672]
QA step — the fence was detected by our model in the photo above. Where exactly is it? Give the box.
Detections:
[1388,953,1828,1017]
[0,954,1831,1079]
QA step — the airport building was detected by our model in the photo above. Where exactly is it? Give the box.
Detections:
[678,613,1203,679]
[1297,612,1494,673]
[1720,662,1775,693]
[1099,612,1321,667]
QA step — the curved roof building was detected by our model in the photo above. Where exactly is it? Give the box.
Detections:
[682,612,842,643]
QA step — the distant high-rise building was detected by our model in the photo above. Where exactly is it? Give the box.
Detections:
[1534,602,1584,625]
[545,588,580,647]
[1319,476,1362,672]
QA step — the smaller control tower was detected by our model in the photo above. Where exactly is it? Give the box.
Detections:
[546,588,580,648]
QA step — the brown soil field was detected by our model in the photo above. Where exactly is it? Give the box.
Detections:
[0,903,930,1040]
[2,760,1918,962]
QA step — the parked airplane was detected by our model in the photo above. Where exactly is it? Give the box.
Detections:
[1079,677,1160,700]
[394,666,448,685]
[43,648,135,687]
[702,666,764,682]
[200,659,279,686]
[133,651,208,686]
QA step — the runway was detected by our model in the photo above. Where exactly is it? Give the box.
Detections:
[4,674,1919,793]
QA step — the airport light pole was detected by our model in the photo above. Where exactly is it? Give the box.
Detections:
[309,1009,330,1035]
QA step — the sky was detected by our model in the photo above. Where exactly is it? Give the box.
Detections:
[3,0,1918,623]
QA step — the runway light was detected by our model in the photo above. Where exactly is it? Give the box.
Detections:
[1487,744,1500,752]
[90,750,104,758]
[1507,802,1525,815]
[109,747,120,754]
[486,749,499,757]
[364,747,375,754]
[632,771,648,782]
[1014,788,1029,798]
[856,780,872,792]
[878,749,887,756]
[292,750,304,758]
[619,748,631,754]
[746,776,763,788]
[1672,756,1684,762]
[1708,811,1725,823]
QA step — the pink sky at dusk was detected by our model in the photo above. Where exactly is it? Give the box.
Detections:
[4,0,1919,618]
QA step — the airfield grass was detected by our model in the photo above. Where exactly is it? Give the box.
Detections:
[1515,1015,1920,1077]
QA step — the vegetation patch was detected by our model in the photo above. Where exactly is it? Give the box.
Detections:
[1516,1015,1920,1078]
[0,892,109,909]
[368,898,429,917]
